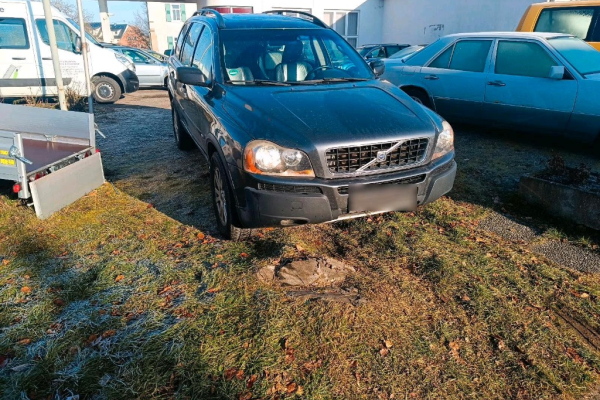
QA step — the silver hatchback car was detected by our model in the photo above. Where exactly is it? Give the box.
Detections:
[112,46,169,88]
[382,32,600,148]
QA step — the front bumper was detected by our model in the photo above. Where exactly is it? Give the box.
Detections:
[236,157,457,228]
[118,70,139,93]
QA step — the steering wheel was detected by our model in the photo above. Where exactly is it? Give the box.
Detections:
[305,65,352,80]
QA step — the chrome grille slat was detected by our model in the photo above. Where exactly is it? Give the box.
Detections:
[325,138,429,174]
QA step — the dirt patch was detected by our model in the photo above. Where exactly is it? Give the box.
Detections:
[257,257,355,287]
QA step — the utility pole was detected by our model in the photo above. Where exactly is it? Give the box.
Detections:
[75,0,93,113]
[41,0,67,110]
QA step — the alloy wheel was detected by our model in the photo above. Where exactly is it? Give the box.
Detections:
[213,166,228,226]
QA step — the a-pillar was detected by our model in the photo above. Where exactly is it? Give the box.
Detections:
[98,0,114,43]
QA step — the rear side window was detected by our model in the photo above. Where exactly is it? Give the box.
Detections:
[180,23,203,66]
[495,41,557,78]
[0,18,29,49]
[428,40,492,73]
[535,7,596,40]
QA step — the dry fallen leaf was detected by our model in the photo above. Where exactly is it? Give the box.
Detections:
[2,259,9,266]
[225,368,237,381]
[53,299,65,307]
[240,252,250,258]
[115,275,125,282]
[20,286,31,294]
[17,338,32,346]
[286,382,298,394]
[567,347,584,363]
[247,374,258,389]
[379,347,389,357]
[102,330,116,338]
[197,232,205,240]
[449,341,461,360]
[383,339,393,349]
[296,386,305,396]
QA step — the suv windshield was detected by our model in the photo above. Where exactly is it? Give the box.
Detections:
[220,28,373,85]
[549,36,600,76]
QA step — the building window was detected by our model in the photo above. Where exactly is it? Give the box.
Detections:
[209,6,253,14]
[323,10,359,47]
[172,4,182,21]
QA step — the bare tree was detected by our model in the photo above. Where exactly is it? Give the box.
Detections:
[50,0,93,33]
[129,3,151,49]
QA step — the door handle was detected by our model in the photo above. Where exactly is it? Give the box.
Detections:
[424,75,439,80]
[42,57,52,60]
[12,57,26,60]
[487,81,506,87]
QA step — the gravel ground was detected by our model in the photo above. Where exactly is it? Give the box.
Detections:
[96,90,600,272]
[534,242,600,274]
[478,211,540,243]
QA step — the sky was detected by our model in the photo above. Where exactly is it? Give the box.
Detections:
[65,0,146,24]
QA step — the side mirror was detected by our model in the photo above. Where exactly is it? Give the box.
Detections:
[177,66,209,87]
[369,59,385,77]
[164,49,173,56]
[75,37,82,53]
[549,65,565,80]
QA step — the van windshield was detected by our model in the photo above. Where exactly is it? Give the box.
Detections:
[220,28,373,85]
[67,19,100,45]
[549,36,600,75]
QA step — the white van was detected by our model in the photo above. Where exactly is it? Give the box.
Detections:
[0,0,139,103]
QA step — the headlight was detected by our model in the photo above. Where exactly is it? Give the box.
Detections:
[244,140,315,177]
[432,121,454,160]
[115,53,135,72]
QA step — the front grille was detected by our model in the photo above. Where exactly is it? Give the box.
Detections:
[337,174,426,195]
[258,183,322,195]
[326,138,429,174]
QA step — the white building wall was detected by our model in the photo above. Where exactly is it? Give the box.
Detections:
[381,0,539,45]
[148,0,384,53]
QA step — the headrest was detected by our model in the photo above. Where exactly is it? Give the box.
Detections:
[283,41,304,63]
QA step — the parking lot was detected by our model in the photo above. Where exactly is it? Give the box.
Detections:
[1,89,600,399]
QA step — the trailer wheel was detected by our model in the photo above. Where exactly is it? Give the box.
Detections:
[172,104,194,150]
[92,76,122,104]
[210,152,252,241]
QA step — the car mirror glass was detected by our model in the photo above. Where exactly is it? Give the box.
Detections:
[177,66,209,87]
[549,65,565,80]
[369,60,385,77]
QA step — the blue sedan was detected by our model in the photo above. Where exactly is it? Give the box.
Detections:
[382,32,600,147]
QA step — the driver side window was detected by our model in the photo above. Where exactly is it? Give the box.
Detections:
[36,19,79,52]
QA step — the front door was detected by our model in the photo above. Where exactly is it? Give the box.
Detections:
[34,18,85,97]
[122,48,163,86]
[419,39,493,123]
[0,3,40,98]
[484,40,578,133]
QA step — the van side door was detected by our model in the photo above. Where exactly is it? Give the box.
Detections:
[0,3,40,98]
[483,39,578,134]
[34,18,84,96]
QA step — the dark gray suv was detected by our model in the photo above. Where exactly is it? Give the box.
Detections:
[167,10,456,240]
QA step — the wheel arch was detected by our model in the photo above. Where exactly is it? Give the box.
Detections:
[92,72,125,94]
[400,85,434,106]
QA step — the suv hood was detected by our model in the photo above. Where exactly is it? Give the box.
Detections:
[223,83,437,152]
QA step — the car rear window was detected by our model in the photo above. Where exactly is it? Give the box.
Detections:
[535,7,596,40]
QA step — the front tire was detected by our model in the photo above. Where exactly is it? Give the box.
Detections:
[172,103,194,151]
[92,76,121,104]
[403,87,433,109]
[210,153,252,240]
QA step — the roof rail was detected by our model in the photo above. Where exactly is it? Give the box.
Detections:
[263,10,328,29]
[192,8,226,28]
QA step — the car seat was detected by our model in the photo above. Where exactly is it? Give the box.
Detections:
[275,41,310,82]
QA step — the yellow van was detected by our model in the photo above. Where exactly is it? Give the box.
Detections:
[517,1,600,50]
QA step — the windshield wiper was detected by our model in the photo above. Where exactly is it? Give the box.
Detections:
[226,79,291,86]
[302,77,370,84]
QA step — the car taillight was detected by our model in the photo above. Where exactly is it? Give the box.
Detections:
[96,149,101,154]
[13,183,21,193]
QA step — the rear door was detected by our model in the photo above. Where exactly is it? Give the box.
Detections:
[418,39,493,122]
[483,39,578,134]
[0,2,39,98]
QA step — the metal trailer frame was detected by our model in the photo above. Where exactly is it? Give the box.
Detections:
[0,103,105,219]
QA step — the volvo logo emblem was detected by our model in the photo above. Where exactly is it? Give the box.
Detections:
[376,151,387,162]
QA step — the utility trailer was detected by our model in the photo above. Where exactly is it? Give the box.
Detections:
[0,103,105,219]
